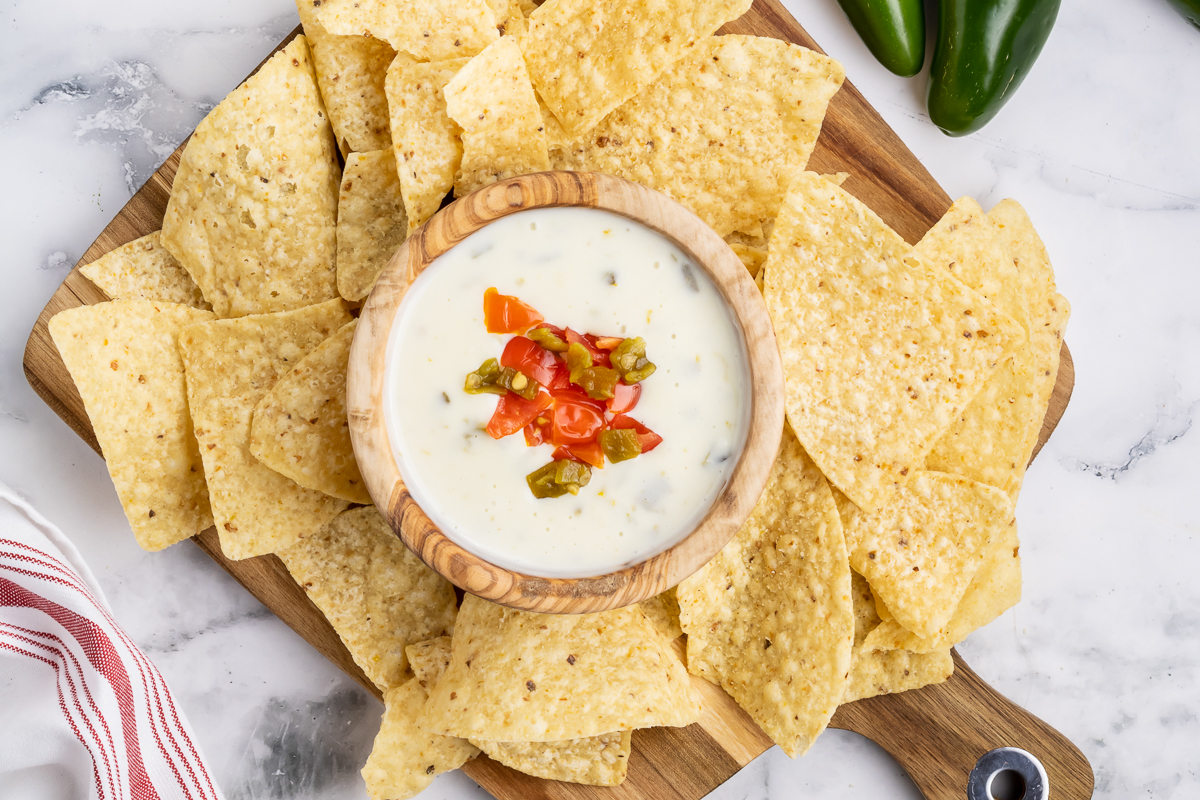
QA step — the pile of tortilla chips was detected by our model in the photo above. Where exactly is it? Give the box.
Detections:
[52,0,1069,795]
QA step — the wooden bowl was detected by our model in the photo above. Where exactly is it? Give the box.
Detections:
[347,171,784,613]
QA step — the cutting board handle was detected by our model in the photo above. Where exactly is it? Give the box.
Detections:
[832,651,1094,800]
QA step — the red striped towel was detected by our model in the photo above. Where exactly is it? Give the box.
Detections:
[0,483,223,800]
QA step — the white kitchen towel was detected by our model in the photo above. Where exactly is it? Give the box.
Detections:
[0,482,224,800]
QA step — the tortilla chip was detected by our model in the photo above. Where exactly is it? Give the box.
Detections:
[278,507,456,690]
[487,0,528,35]
[835,472,1012,639]
[404,634,631,785]
[474,731,632,786]
[312,0,498,62]
[362,677,478,800]
[863,520,1021,653]
[407,636,453,689]
[988,199,1070,456]
[80,232,211,311]
[916,198,1038,500]
[445,36,549,196]
[677,427,853,757]
[49,301,215,551]
[638,590,682,642]
[522,0,752,138]
[551,36,844,237]
[763,173,1025,512]
[422,594,699,742]
[295,2,395,155]
[333,151,407,302]
[162,37,339,319]
[725,234,769,278]
[842,571,953,703]
[179,299,352,560]
[386,56,471,232]
[250,320,366,503]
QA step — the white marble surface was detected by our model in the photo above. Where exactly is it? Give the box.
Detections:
[1,0,1197,797]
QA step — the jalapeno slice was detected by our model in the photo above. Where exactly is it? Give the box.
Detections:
[528,326,569,353]
[526,459,592,498]
[610,336,657,384]
[598,428,643,463]
[497,366,540,400]
[576,366,620,401]
[464,358,507,395]
[565,342,593,384]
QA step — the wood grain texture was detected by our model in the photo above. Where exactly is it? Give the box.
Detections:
[20,2,1091,799]
[347,171,785,614]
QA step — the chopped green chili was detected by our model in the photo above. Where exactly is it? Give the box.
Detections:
[610,336,656,384]
[528,327,568,352]
[464,358,506,395]
[526,459,593,498]
[599,429,642,463]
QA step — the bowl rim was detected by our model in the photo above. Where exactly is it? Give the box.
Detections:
[347,171,784,613]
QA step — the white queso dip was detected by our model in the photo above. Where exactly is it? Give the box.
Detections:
[385,207,749,578]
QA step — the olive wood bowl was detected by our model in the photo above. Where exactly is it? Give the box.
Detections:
[347,171,784,613]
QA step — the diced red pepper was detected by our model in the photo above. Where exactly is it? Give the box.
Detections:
[484,287,543,334]
[487,392,553,439]
[550,396,606,445]
[500,336,561,386]
[607,382,641,414]
[523,411,554,447]
[609,414,663,453]
[549,387,607,415]
[552,440,606,469]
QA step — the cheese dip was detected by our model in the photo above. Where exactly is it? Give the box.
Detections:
[385,207,749,578]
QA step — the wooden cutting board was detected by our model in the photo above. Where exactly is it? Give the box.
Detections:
[23,2,1092,799]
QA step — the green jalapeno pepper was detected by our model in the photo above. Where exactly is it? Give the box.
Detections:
[927,0,1061,136]
[835,0,926,77]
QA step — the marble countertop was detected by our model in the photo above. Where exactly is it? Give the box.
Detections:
[2,1,1198,798]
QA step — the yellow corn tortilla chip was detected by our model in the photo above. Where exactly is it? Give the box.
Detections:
[988,199,1070,450]
[405,635,630,785]
[334,150,407,302]
[842,572,953,703]
[278,507,456,690]
[917,198,1038,500]
[677,427,853,757]
[863,520,1021,653]
[522,0,752,138]
[474,731,632,787]
[422,594,699,742]
[407,636,453,689]
[250,320,367,503]
[295,2,395,156]
[161,37,340,319]
[638,590,682,642]
[487,0,528,35]
[312,0,498,62]
[725,236,768,278]
[80,232,211,311]
[550,36,844,237]
[835,472,1012,639]
[445,36,549,196]
[763,173,1025,512]
[405,635,631,786]
[386,56,471,232]
[179,299,352,560]
[362,677,478,800]
[49,301,215,551]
